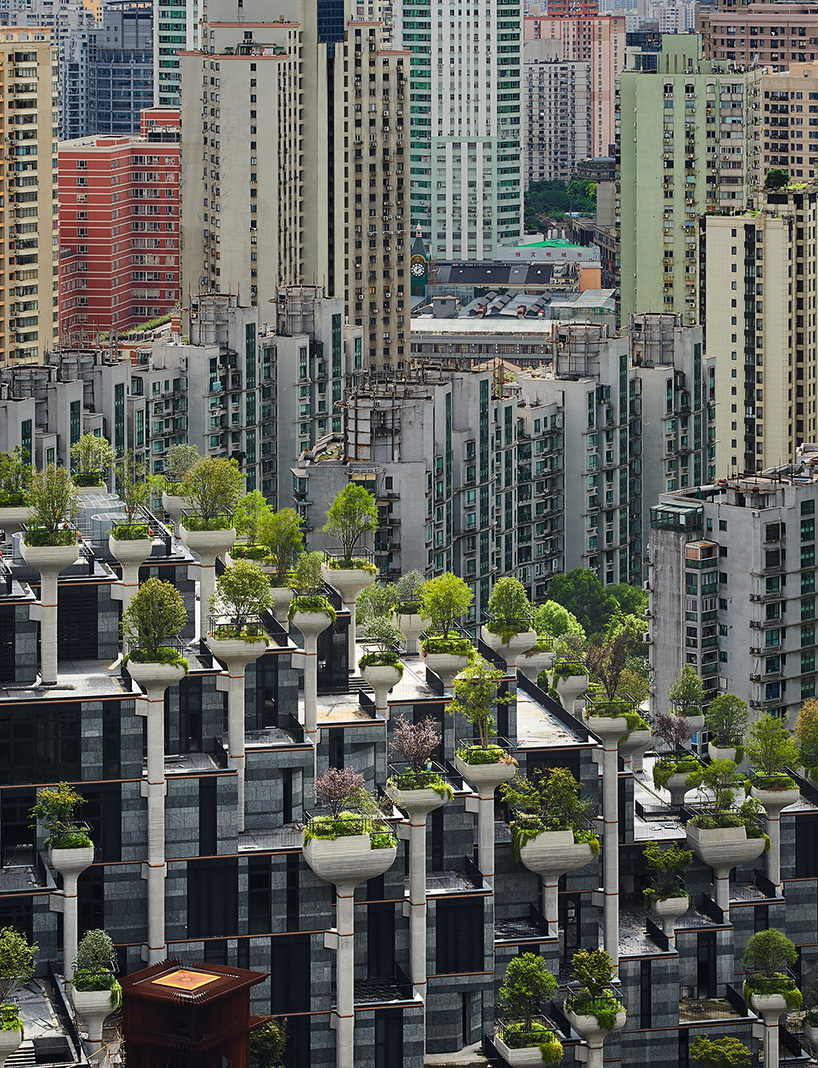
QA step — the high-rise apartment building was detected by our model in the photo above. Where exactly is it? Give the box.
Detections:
[649,466,818,723]
[618,34,762,326]
[153,0,196,106]
[761,61,818,182]
[179,2,409,369]
[87,1,153,136]
[522,41,591,185]
[403,0,523,259]
[523,14,626,158]
[58,108,180,342]
[0,27,59,365]
[702,183,818,475]
[707,3,818,71]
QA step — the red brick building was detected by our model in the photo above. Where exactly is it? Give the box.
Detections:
[58,108,180,344]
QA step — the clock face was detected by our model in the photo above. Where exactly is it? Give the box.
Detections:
[411,261,426,277]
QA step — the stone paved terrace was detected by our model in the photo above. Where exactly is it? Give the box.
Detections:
[515,692,589,748]
[0,658,132,701]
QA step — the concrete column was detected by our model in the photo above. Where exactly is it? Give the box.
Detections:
[453,755,516,888]
[180,526,236,640]
[292,610,332,750]
[752,996,786,1068]
[750,785,800,892]
[49,846,93,985]
[335,888,355,1068]
[21,543,81,687]
[128,661,185,964]
[320,566,376,671]
[601,740,619,967]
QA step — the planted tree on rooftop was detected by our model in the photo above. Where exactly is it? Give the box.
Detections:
[690,1036,751,1068]
[258,508,304,586]
[26,464,79,543]
[314,767,365,818]
[705,694,749,751]
[585,630,630,702]
[120,576,187,663]
[322,482,378,565]
[741,928,801,1009]
[29,781,90,849]
[764,168,790,190]
[420,572,473,640]
[394,570,426,614]
[112,451,155,537]
[250,1018,287,1068]
[745,714,801,788]
[795,697,818,779]
[210,560,274,635]
[685,759,746,818]
[164,443,199,487]
[0,446,32,506]
[499,953,558,1033]
[70,433,115,487]
[667,665,705,719]
[180,456,244,525]
[448,656,508,751]
[0,927,36,1004]
[652,710,695,753]
[234,490,271,547]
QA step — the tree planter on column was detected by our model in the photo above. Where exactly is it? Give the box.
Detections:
[555,673,589,714]
[619,728,652,773]
[454,752,516,886]
[494,1028,563,1067]
[385,779,450,1005]
[290,609,333,747]
[0,1027,22,1065]
[49,844,94,983]
[109,533,153,624]
[393,610,424,656]
[271,586,295,625]
[71,988,116,1046]
[322,564,376,669]
[516,649,556,685]
[0,504,32,527]
[419,648,470,688]
[651,895,690,941]
[750,992,788,1068]
[685,823,766,913]
[565,1006,626,1068]
[21,541,81,687]
[518,829,596,927]
[708,741,740,763]
[161,491,186,534]
[750,783,800,891]
[361,663,403,720]
[208,634,268,833]
[303,831,396,1068]
[179,524,237,637]
[128,659,186,964]
[480,627,538,672]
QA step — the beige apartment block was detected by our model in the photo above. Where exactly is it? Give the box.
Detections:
[707,3,818,71]
[761,61,818,182]
[702,184,818,475]
[0,28,58,365]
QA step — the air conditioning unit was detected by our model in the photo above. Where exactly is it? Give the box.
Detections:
[750,673,761,682]
[749,647,762,655]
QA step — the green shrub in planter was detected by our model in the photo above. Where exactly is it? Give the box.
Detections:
[485,577,533,642]
[642,840,692,910]
[0,446,32,507]
[690,1036,751,1068]
[120,577,188,663]
[70,434,114,487]
[741,928,801,1008]
[745,713,801,787]
[251,1017,287,1068]
[73,930,120,1005]
[564,949,625,1031]
[499,952,557,1035]
[30,782,91,849]
[322,483,378,563]
[502,766,598,862]
[0,927,36,1003]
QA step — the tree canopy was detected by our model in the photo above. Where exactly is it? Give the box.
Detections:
[524,178,596,228]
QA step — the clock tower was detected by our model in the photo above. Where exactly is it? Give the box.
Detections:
[410,223,428,297]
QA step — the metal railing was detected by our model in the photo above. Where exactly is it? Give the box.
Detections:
[208,614,266,640]
[516,672,593,743]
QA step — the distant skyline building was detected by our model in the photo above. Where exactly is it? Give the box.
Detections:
[522,40,591,185]
[403,0,523,260]
[706,2,818,71]
[87,1,152,135]
[153,0,196,106]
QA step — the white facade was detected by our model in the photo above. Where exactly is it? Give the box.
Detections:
[402,0,523,260]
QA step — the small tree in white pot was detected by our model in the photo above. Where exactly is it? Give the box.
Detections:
[358,616,404,717]
[0,927,36,1059]
[482,577,537,669]
[70,433,114,490]
[71,929,121,1048]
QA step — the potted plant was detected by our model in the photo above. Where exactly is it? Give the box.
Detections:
[179,455,243,538]
[690,1036,751,1068]
[209,559,274,644]
[741,928,801,1014]
[358,582,398,629]
[321,482,379,572]
[705,693,749,762]
[501,767,597,923]
[303,768,397,872]
[250,1017,287,1068]
[495,953,563,1066]
[288,551,337,629]
[564,949,626,1043]
[684,760,768,908]
[358,616,404,713]
[0,927,36,1058]
[482,577,537,668]
[120,577,189,685]
[386,714,453,810]
[651,711,698,807]
[392,570,427,654]
[449,656,516,774]
[795,697,818,782]
[71,929,121,1044]
[257,507,304,619]
[667,664,706,731]
[30,780,92,856]
[745,714,801,802]
[161,443,199,529]
[517,632,556,686]
[70,433,114,491]
[548,632,589,711]
[231,490,272,561]
[109,451,155,572]
[419,572,474,683]
[22,464,80,550]
[0,446,33,524]
[642,840,691,936]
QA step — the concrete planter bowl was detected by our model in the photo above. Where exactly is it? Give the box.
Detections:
[685,822,766,870]
[419,648,471,688]
[271,586,295,623]
[20,540,81,573]
[554,674,589,711]
[680,713,705,734]
[708,741,740,762]
[207,634,268,669]
[619,728,652,768]
[385,780,450,818]
[392,610,424,655]
[664,770,692,808]
[161,492,186,531]
[179,524,236,558]
[302,832,396,886]
[290,609,333,642]
[108,534,152,568]
[516,648,557,684]
[126,660,187,693]
[321,564,376,601]
[583,712,633,744]
[0,504,32,526]
[565,1007,627,1046]
[480,627,538,669]
[360,663,403,715]
[518,828,596,883]
[453,752,517,792]
[651,894,690,935]
[0,1026,22,1063]
[71,987,115,1042]
[749,992,789,1016]
[494,1032,554,1067]
[48,844,95,879]
[750,785,801,811]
